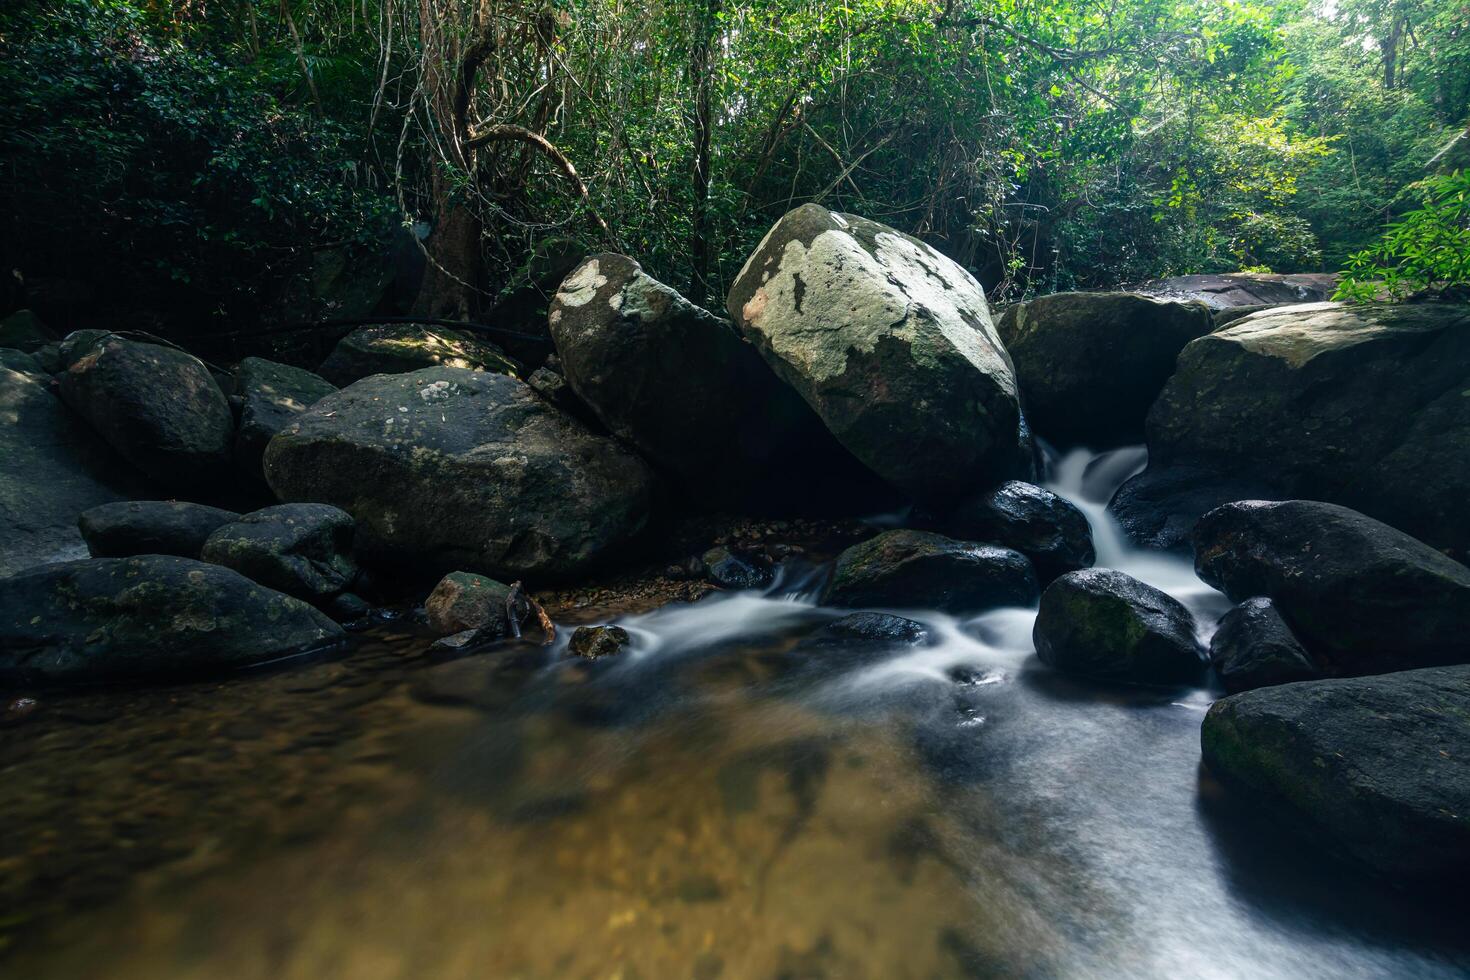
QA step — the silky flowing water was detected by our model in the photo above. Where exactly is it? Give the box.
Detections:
[3,449,1468,979]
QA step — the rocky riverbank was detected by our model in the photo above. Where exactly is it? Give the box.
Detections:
[2,211,1468,885]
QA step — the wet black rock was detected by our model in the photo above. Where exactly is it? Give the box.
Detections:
[940,480,1095,582]
[1193,500,1470,676]
[1033,568,1204,685]
[1201,665,1470,880]
[201,504,359,604]
[1108,464,1281,553]
[56,336,235,490]
[326,591,371,623]
[1208,598,1321,693]
[568,625,631,660]
[823,529,1038,614]
[263,367,654,581]
[996,291,1212,447]
[702,546,775,591]
[79,500,240,560]
[0,555,342,685]
[232,357,337,481]
[812,612,929,645]
[424,571,515,637]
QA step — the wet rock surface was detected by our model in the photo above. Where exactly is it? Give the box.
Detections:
[425,571,516,637]
[1202,665,1470,880]
[726,204,1028,500]
[1148,302,1470,559]
[823,529,1037,614]
[568,624,632,660]
[810,612,930,646]
[79,500,240,559]
[1033,568,1204,685]
[1132,273,1337,309]
[317,323,519,387]
[937,480,1095,582]
[1193,499,1470,676]
[201,503,359,604]
[1208,597,1320,693]
[0,555,343,684]
[996,291,1212,447]
[263,367,655,581]
[55,337,234,490]
[701,546,775,591]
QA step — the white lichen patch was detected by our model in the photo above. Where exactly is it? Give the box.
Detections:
[1222,302,1408,369]
[740,226,1013,392]
[418,380,457,403]
[555,259,607,308]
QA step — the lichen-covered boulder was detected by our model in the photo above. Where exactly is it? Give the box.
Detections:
[55,336,234,489]
[0,555,342,685]
[995,292,1212,447]
[549,253,861,502]
[1208,597,1320,693]
[79,500,239,559]
[1146,302,1470,559]
[232,357,337,480]
[425,571,515,637]
[1201,665,1470,880]
[939,480,1095,582]
[1033,568,1204,685]
[726,205,1028,500]
[317,323,518,387]
[201,504,358,604]
[823,529,1037,613]
[263,367,654,581]
[1193,499,1470,676]
[1,365,142,575]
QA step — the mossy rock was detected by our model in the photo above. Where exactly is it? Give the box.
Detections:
[317,323,518,387]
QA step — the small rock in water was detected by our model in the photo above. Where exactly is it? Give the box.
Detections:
[326,591,372,624]
[823,529,1038,614]
[702,546,774,591]
[939,480,1095,582]
[1208,597,1320,693]
[568,625,631,660]
[1033,568,1204,685]
[814,612,929,645]
[2,695,39,726]
[424,571,516,637]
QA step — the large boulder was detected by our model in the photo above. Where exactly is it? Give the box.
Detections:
[1208,597,1321,693]
[823,529,1037,613]
[55,336,234,489]
[263,367,654,581]
[1132,273,1337,309]
[1193,500,1470,676]
[549,253,861,501]
[1201,666,1470,880]
[1145,302,1470,559]
[937,480,1095,582]
[1033,568,1205,685]
[0,555,342,685]
[995,292,1212,446]
[317,323,518,387]
[79,500,239,559]
[232,357,337,480]
[0,365,142,575]
[726,205,1028,500]
[201,504,358,604]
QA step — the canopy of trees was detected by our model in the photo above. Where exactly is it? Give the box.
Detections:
[1,0,1466,333]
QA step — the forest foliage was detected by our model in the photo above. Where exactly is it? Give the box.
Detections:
[1,0,1467,333]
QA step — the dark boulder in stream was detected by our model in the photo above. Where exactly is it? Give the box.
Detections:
[996,291,1212,447]
[823,529,1037,613]
[263,367,654,581]
[232,357,337,481]
[201,503,359,605]
[0,555,342,685]
[812,612,930,646]
[569,624,631,660]
[79,500,239,559]
[1145,302,1470,559]
[317,323,519,387]
[727,204,1029,500]
[55,336,234,490]
[549,253,862,503]
[1033,568,1205,685]
[1193,499,1470,676]
[1202,665,1470,880]
[702,546,775,591]
[1208,598,1321,693]
[425,571,515,637]
[937,480,1095,582]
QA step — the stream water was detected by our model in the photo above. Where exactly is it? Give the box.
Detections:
[3,448,1468,979]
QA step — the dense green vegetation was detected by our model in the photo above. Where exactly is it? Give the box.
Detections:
[1,0,1466,334]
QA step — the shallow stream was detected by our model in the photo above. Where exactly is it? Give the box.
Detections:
[3,448,1467,979]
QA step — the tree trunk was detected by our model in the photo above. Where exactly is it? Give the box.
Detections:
[415,175,483,320]
[687,0,721,307]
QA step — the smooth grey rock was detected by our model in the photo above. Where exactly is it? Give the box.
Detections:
[201,504,358,603]
[79,500,239,559]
